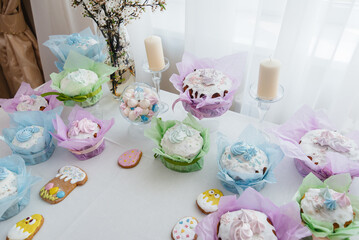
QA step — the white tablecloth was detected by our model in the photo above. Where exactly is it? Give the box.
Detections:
[0,89,358,240]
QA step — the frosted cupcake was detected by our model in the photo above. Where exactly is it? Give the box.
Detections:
[183,69,232,99]
[145,114,210,172]
[12,126,45,150]
[217,209,277,240]
[161,123,203,159]
[301,188,354,230]
[67,118,101,140]
[0,167,17,201]
[60,69,99,97]
[0,155,39,221]
[16,95,48,112]
[221,141,269,179]
[299,129,359,166]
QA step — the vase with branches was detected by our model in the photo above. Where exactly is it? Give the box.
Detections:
[72,0,166,97]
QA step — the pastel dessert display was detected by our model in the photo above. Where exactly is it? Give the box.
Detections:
[171,216,198,240]
[0,81,62,114]
[196,187,311,240]
[118,149,143,168]
[0,155,40,221]
[217,125,283,194]
[43,27,107,71]
[294,173,359,239]
[46,51,116,107]
[272,105,359,180]
[2,108,59,165]
[217,209,277,240]
[170,52,246,119]
[52,105,114,160]
[40,166,88,204]
[7,214,44,240]
[144,114,210,172]
[119,83,159,125]
[196,189,223,214]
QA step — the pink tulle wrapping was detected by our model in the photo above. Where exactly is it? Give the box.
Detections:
[0,81,62,113]
[170,52,246,119]
[271,105,359,180]
[195,188,311,240]
[51,105,114,160]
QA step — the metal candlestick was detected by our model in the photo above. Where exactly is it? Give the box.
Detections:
[143,57,170,113]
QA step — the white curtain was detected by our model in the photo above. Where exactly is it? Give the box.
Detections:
[31,0,359,129]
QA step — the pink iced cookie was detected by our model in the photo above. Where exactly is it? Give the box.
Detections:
[118,149,142,168]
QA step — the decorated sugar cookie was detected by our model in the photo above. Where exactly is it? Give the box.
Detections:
[40,166,87,204]
[196,189,223,214]
[118,149,142,168]
[171,217,198,240]
[7,214,44,240]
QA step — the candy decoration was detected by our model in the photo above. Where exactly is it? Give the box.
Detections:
[171,217,198,240]
[120,84,159,124]
[118,149,142,169]
[49,187,59,195]
[56,191,65,198]
[45,183,54,191]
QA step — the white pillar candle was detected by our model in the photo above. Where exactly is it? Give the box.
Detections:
[144,35,165,71]
[257,58,281,100]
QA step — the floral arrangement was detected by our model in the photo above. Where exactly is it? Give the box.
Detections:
[71,0,166,95]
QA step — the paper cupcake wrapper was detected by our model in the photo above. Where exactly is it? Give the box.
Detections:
[68,138,106,160]
[294,158,333,181]
[160,156,204,172]
[10,138,56,166]
[0,155,41,221]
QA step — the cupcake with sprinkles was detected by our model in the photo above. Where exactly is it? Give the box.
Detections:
[295,173,359,239]
[217,125,283,194]
[0,155,39,221]
[145,113,210,172]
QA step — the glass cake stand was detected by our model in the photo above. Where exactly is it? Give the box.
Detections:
[143,57,170,114]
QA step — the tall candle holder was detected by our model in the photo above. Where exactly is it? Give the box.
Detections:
[143,57,170,113]
[249,83,284,123]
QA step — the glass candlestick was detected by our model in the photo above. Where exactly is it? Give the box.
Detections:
[249,83,284,123]
[143,57,170,113]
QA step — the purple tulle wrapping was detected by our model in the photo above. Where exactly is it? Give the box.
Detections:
[271,105,359,180]
[196,188,311,240]
[170,52,246,119]
[0,81,62,113]
[51,105,114,160]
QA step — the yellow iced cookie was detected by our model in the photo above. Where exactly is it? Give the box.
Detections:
[196,189,223,214]
[7,214,44,240]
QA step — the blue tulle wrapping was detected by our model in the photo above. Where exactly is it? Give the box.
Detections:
[217,125,284,194]
[0,155,40,221]
[43,28,107,71]
[2,107,62,165]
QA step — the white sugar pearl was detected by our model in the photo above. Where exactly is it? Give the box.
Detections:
[123,107,130,116]
[127,98,138,108]
[139,99,150,109]
[129,111,137,121]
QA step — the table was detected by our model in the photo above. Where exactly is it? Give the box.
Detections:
[1,88,358,240]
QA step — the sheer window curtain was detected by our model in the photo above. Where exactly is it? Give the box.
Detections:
[30,0,359,129]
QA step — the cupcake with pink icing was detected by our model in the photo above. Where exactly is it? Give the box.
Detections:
[119,83,159,125]
[52,106,114,160]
